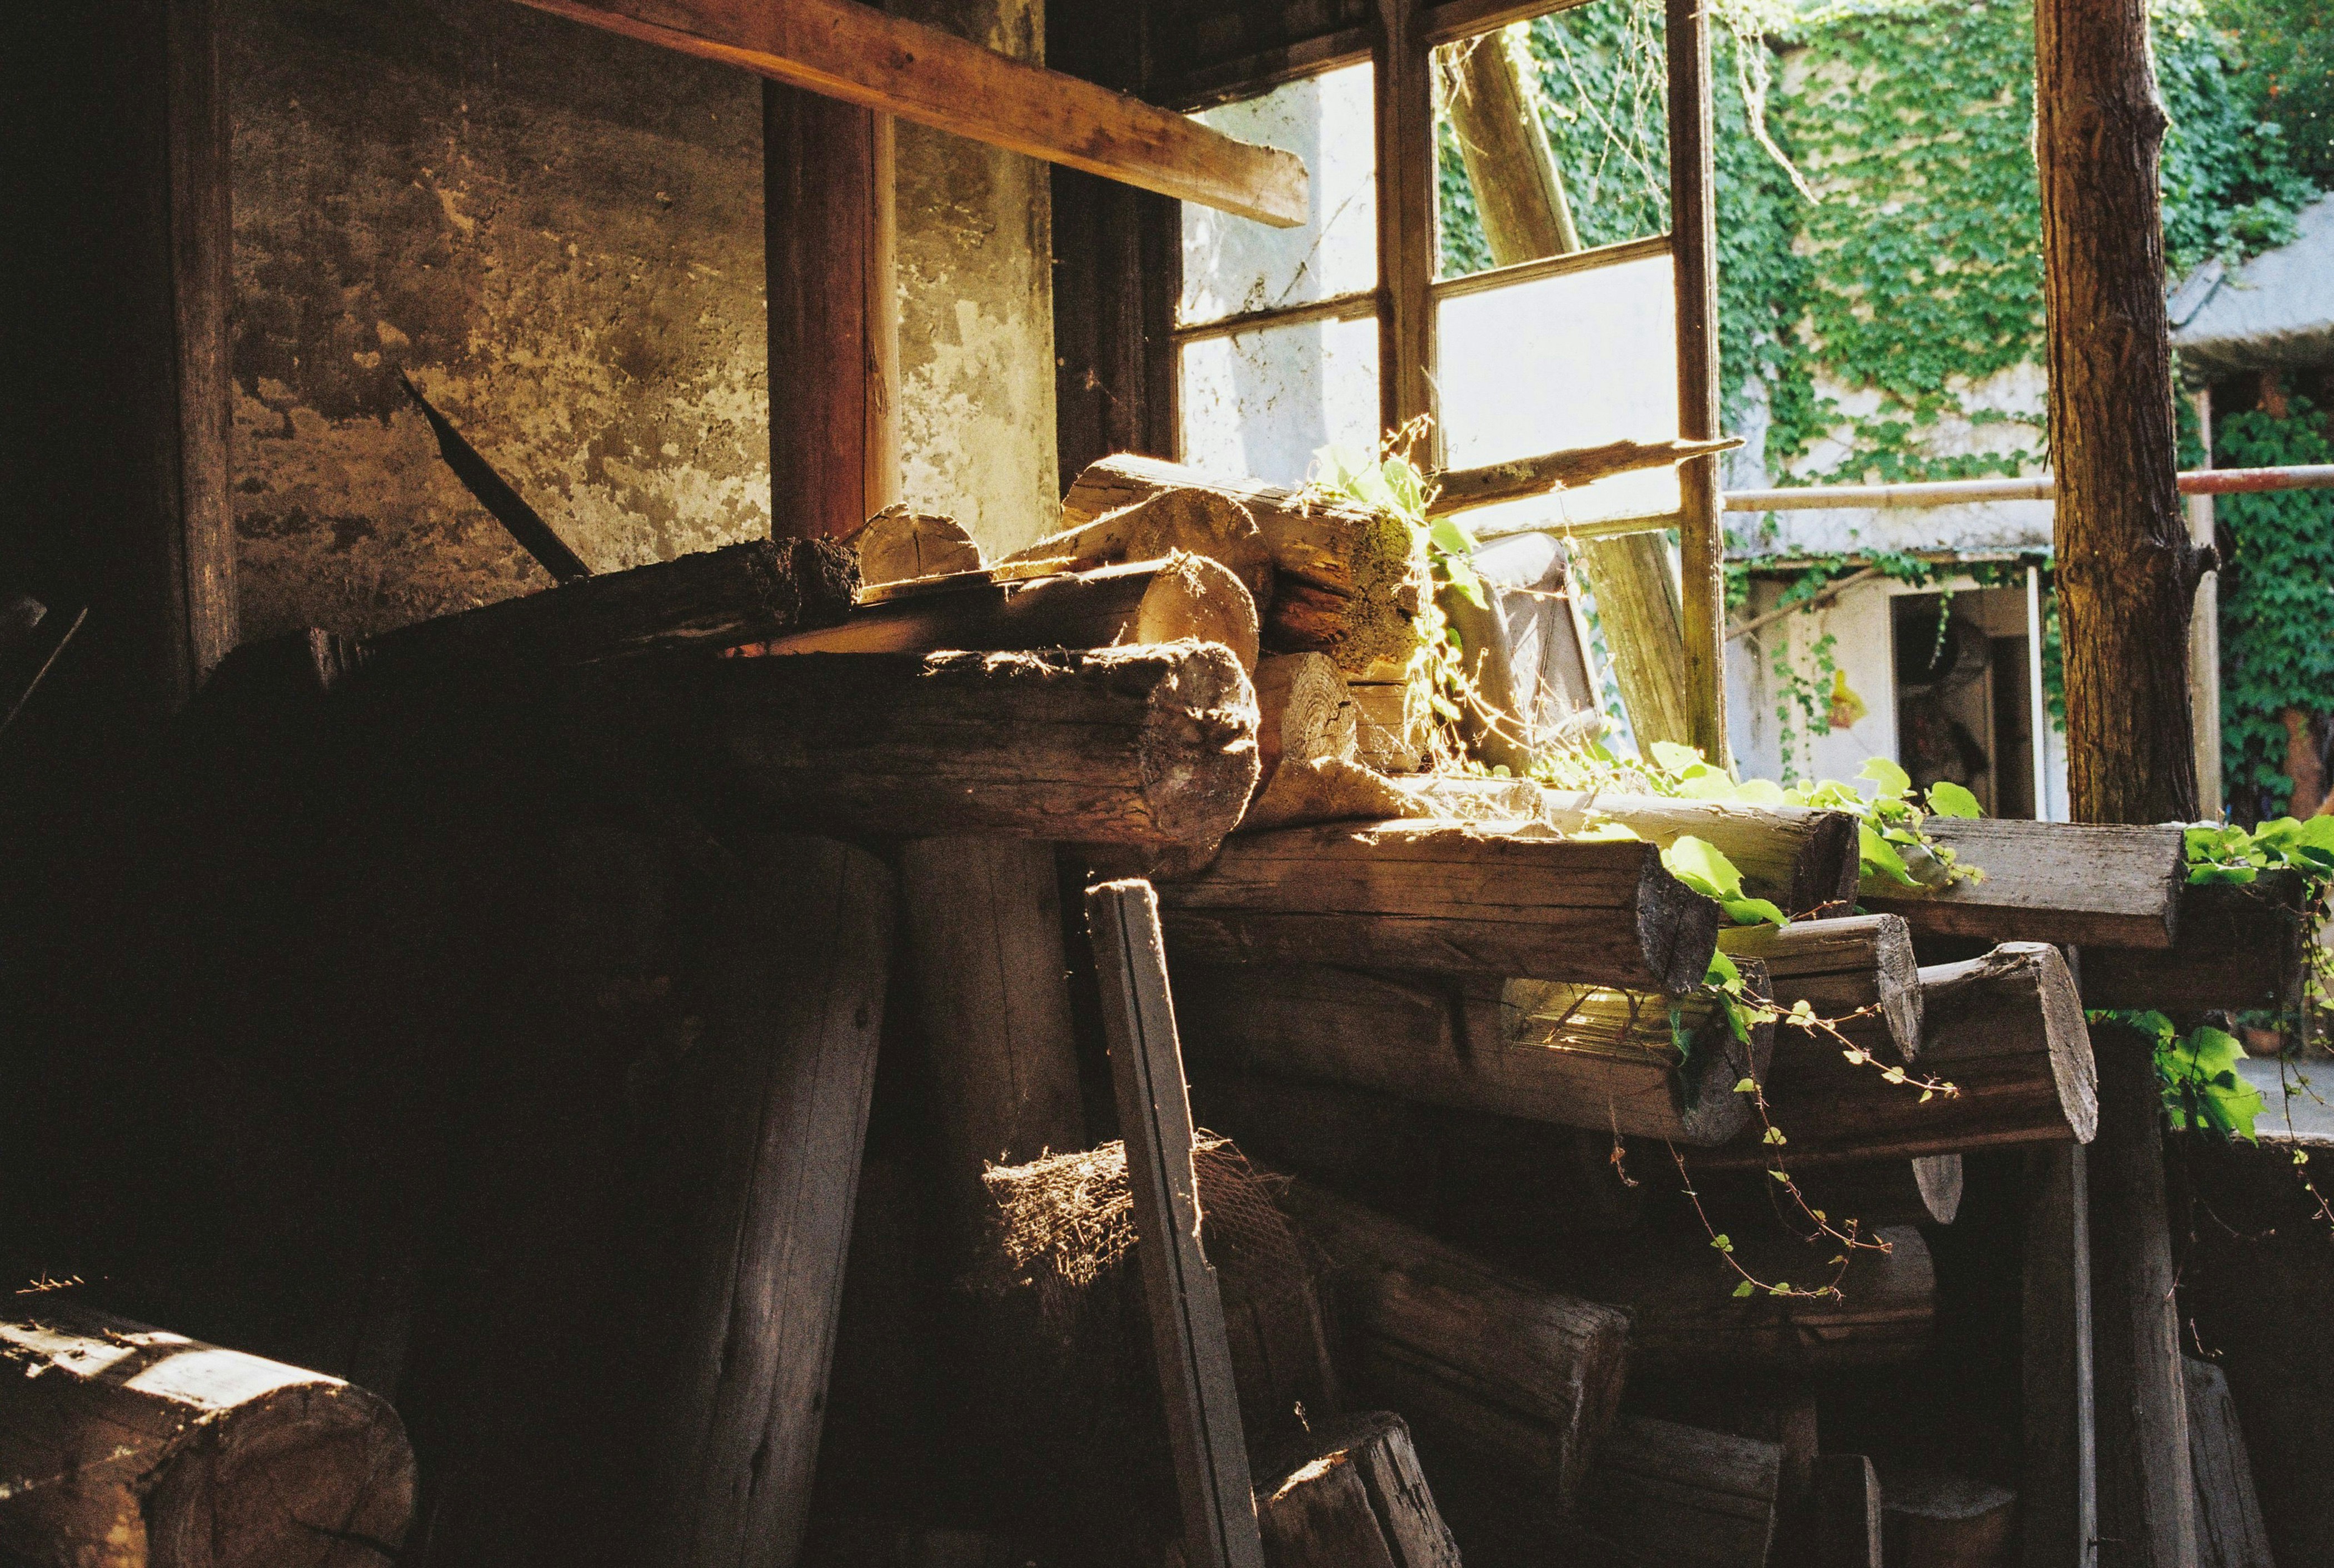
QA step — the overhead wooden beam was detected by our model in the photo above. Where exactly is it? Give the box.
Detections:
[512,0,1310,226]
[1432,436,1743,517]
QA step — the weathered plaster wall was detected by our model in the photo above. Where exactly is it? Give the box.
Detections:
[229,0,769,641]
[889,0,1060,557]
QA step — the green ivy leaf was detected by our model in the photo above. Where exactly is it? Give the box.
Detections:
[1649,741,1707,776]
[1858,757,1912,800]
[1664,835,1749,902]
[1859,823,1918,886]
[1926,781,1983,818]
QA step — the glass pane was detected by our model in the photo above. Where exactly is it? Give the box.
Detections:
[1434,7,1670,279]
[1436,252,1680,524]
[1179,317,1381,488]
[1182,63,1378,325]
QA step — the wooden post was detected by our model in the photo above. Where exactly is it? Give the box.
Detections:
[1087,880,1266,1568]
[766,85,897,540]
[1665,0,1727,763]
[1375,0,1435,448]
[6,0,236,713]
[1817,1454,1885,1568]
[2036,0,2202,825]
[2022,1141,2096,1568]
[2187,389,2223,819]
[2088,1028,2197,1568]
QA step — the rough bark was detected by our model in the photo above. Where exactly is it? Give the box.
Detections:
[1001,486,1275,608]
[1254,1412,1464,1568]
[1858,818,2186,950]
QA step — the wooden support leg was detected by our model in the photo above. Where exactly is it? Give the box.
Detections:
[2023,1141,2096,1568]
[1088,880,1265,1568]
[2088,1031,2197,1568]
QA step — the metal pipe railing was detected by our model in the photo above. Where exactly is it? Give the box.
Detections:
[1722,465,2334,511]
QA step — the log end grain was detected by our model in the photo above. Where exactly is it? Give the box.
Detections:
[1138,551,1261,675]
[1134,640,1265,850]
[1795,808,1863,918]
[1637,848,1725,997]
[855,507,984,586]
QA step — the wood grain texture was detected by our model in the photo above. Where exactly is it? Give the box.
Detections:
[2184,1357,2274,1568]
[1001,488,1275,607]
[1576,1416,1782,1568]
[856,510,980,585]
[1155,819,1720,992]
[767,84,896,542]
[762,554,1261,673]
[1174,962,1769,1145]
[516,0,1309,224]
[2023,1142,2097,1568]
[1061,456,1431,672]
[1574,531,1695,751]
[2080,875,2307,1014]
[1540,790,1862,917]
[1667,0,1728,761]
[1088,880,1266,1568]
[0,1305,414,1568]
[1250,653,1359,792]
[1719,913,1922,1056]
[1254,1412,1463,1568]
[1279,1180,1630,1510]
[2089,1027,2200,1568]
[651,835,895,1568]
[1859,818,2185,950]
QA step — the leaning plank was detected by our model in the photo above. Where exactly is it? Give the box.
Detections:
[1541,790,1861,918]
[1254,1412,1464,1568]
[1574,1415,1782,1568]
[512,0,1308,226]
[1277,1180,1631,1511]
[1858,817,2186,949]
[1087,881,1266,1568]
[0,1305,415,1568]
[1718,913,1923,1057]
[1526,1226,1936,1374]
[759,553,1261,674]
[614,644,1260,848]
[1699,942,2096,1167]
[1176,963,1769,1146]
[1000,488,1275,607]
[1432,436,1744,516]
[2081,875,2307,1015]
[1060,456,1430,673]
[2184,1357,2274,1568]
[1155,820,1720,993]
[1817,1454,1885,1568]
[353,536,859,686]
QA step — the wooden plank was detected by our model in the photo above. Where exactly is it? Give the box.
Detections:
[767,83,897,541]
[2185,1357,2274,1568]
[1577,532,1697,749]
[1432,437,1742,516]
[1278,1179,1630,1510]
[512,0,1309,226]
[1859,818,2186,950]
[2023,1142,2097,1568]
[1540,790,1862,918]
[2079,875,2307,1015]
[1086,879,1266,1568]
[1254,1411,1464,1568]
[1666,0,1726,761]
[2089,1023,2200,1568]
[397,371,592,582]
[1576,1416,1782,1568]
[1155,820,1721,992]
[1817,1454,1885,1568]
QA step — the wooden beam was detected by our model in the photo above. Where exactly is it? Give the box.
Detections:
[1375,0,1437,442]
[1432,436,1743,517]
[1087,880,1266,1568]
[2078,874,2307,1016]
[2023,1142,2097,1568]
[513,0,1309,226]
[1576,1416,1782,1568]
[1816,1454,1884,1568]
[1666,0,1727,762]
[1539,790,1862,918]
[1858,817,2187,950]
[767,83,897,541]
[1717,915,1923,1058]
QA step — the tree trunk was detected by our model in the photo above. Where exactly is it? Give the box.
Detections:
[2036,0,2202,825]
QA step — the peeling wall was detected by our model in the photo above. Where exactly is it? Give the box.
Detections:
[229,0,769,640]
[890,0,1060,558]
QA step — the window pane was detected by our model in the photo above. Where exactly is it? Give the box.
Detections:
[1182,63,1378,325]
[1179,317,1381,488]
[1436,252,1679,523]
[1434,7,1670,279]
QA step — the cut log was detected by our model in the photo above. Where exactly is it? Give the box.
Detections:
[2080,875,2307,1015]
[1542,790,1862,919]
[1060,456,1430,673]
[1254,1412,1464,1568]
[1155,819,1721,993]
[760,553,1261,674]
[0,1305,415,1568]
[513,0,1310,226]
[1087,881,1267,1568]
[1176,962,1769,1146]
[1277,1180,1630,1511]
[611,644,1259,848]
[1700,942,2096,1167]
[1575,1415,1782,1568]
[353,536,859,686]
[1525,1225,1936,1374]
[856,507,982,586]
[1432,436,1744,516]
[1001,488,1275,607]
[1250,653,1358,792]
[1817,1454,1885,1568]
[2184,1357,2273,1568]
[1880,1470,2016,1568]
[1858,818,2186,949]
[1718,913,1923,1057]
[1348,680,1428,772]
